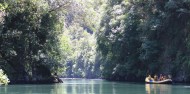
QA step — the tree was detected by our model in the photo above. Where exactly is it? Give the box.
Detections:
[61,0,106,78]
[0,0,66,83]
[0,69,10,85]
[97,0,190,82]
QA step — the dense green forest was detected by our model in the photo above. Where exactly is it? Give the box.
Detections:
[1,0,190,83]
[0,0,66,83]
[0,0,103,83]
[97,0,190,82]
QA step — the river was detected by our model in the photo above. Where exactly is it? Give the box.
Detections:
[0,79,190,94]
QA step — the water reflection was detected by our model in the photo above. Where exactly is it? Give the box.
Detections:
[63,79,146,94]
[63,79,130,94]
[2,79,190,94]
[145,84,172,94]
[64,79,105,94]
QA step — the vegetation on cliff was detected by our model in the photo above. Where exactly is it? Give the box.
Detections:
[1,0,190,83]
[97,0,190,82]
[0,69,10,85]
[0,0,66,83]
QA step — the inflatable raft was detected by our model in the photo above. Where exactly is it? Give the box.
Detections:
[145,78,172,84]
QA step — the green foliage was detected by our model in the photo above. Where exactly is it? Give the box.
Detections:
[60,0,106,79]
[0,0,65,82]
[2,0,190,83]
[0,69,10,85]
[97,0,190,82]
[62,23,100,78]
[0,3,8,11]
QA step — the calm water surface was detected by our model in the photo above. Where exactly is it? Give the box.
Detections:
[0,79,190,94]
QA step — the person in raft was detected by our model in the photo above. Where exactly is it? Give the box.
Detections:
[159,74,164,81]
[146,74,172,82]
[153,74,158,81]
[145,75,154,82]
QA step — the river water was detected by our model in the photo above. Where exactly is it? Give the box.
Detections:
[0,79,190,94]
